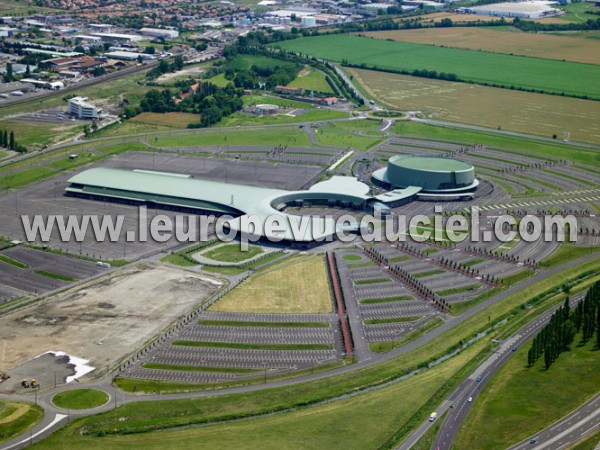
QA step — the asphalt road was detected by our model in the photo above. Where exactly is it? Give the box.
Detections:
[398,295,586,450]
[508,394,600,450]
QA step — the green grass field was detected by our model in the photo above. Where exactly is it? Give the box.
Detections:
[314,131,383,151]
[391,122,600,167]
[0,254,28,269]
[288,67,334,94]
[455,333,600,449]
[155,130,312,148]
[201,243,263,263]
[52,390,109,410]
[217,109,347,127]
[0,401,44,443]
[231,54,299,72]
[274,35,600,99]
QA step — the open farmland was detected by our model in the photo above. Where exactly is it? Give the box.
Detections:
[362,28,600,65]
[348,68,600,144]
[274,35,600,99]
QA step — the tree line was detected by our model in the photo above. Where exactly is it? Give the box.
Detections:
[124,81,244,128]
[0,129,26,153]
[527,281,600,370]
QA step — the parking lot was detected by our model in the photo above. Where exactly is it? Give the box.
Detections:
[0,151,325,260]
[120,310,344,384]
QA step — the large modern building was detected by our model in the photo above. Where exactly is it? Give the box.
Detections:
[66,156,478,243]
[457,1,562,19]
[372,155,478,194]
[67,96,103,120]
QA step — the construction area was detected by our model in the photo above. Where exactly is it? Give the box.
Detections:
[0,263,223,393]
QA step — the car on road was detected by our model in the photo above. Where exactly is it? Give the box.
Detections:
[476,376,482,382]
[429,412,438,422]
[468,396,473,402]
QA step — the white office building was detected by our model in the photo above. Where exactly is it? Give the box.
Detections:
[67,96,103,119]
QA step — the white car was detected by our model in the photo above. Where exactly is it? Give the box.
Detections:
[467,396,473,403]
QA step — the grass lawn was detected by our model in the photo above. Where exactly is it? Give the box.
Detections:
[288,67,334,94]
[161,253,198,267]
[130,112,201,128]
[155,130,312,148]
[217,109,347,127]
[0,401,44,443]
[206,73,231,88]
[436,284,480,297]
[389,255,411,263]
[88,120,172,138]
[210,254,332,313]
[391,121,600,167]
[274,35,600,99]
[412,269,445,279]
[455,334,600,449]
[569,427,600,450]
[315,131,383,151]
[559,1,600,23]
[1,119,83,149]
[231,54,299,72]
[52,390,109,410]
[201,243,263,263]
[34,269,76,282]
[342,254,362,261]
[347,261,376,268]
[47,152,104,171]
[540,244,600,269]
[0,166,58,189]
[354,277,392,285]
[0,254,28,269]
[360,295,414,304]
[364,316,420,325]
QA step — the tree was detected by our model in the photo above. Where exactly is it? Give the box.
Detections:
[25,64,30,77]
[9,131,15,150]
[4,62,13,82]
[2,130,7,148]
[173,55,184,71]
[144,46,156,55]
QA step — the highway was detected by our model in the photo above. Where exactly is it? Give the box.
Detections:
[397,295,586,450]
[509,394,600,450]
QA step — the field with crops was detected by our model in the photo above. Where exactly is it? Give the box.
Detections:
[348,68,600,144]
[274,35,600,99]
[363,28,600,65]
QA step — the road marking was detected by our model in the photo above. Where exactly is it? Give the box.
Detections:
[526,407,600,450]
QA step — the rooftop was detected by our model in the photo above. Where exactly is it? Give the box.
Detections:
[389,155,473,172]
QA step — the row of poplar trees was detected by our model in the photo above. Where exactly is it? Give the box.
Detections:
[527,281,600,370]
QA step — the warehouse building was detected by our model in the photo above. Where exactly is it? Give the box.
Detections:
[457,1,562,18]
[139,27,180,39]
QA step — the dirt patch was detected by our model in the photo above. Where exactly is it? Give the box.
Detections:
[0,263,223,378]
[0,402,29,424]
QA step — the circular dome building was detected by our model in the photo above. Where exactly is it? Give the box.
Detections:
[372,155,478,193]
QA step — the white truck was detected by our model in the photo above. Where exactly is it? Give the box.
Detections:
[429,412,438,422]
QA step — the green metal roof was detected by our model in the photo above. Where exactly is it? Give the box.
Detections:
[389,155,472,172]
[67,168,370,242]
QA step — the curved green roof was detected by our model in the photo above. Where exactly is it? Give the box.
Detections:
[389,155,472,172]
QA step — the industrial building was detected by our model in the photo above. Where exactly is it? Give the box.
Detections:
[67,96,103,120]
[139,27,180,39]
[457,1,562,19]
